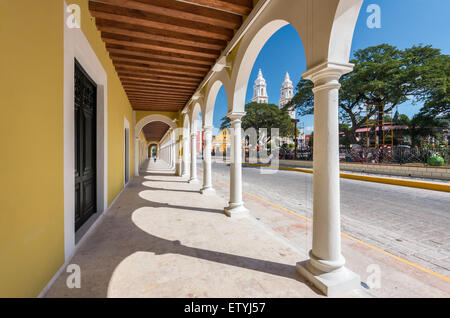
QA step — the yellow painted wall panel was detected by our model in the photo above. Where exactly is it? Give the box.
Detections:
[66,0,135,206]
[0,0,64,297]
[0,0,136,297]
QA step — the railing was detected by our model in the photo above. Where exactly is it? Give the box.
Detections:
[277,145,449,166]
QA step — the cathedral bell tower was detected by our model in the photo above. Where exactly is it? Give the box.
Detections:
[252,69,269,104]
[279,72,295,119]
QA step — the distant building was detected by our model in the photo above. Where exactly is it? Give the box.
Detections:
[251,69,269,104]
[279,72,295,119]
[212,129,230,154]
[251,69,299,146]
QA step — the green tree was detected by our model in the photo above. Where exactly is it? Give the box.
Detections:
[415,54,450,119]
[284,44,449,143]
[220,102,295,141]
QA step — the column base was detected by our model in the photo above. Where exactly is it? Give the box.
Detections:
[181,174,190,179]
[224,203,249,219]
[188,178,199,184]
[200,187,215,195]
[296,260,360,297]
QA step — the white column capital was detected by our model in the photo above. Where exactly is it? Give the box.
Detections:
[303,61,353,93]
[227,112,246,122]
[203,126,213,135]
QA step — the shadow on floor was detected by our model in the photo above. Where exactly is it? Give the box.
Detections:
[141,183,199,194]
[46,169,319,298]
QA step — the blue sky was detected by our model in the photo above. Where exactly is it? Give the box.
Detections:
[212,0,450,134]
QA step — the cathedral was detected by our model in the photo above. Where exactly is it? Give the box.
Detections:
[251,69,296,119]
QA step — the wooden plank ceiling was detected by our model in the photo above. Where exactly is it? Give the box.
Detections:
[89,0,253,115]
[142,121,170,141]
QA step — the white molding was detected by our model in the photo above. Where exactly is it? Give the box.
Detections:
[124,117,130,187]
[63,2,108,262]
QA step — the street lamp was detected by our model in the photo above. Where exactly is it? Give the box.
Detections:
[291,118,300,159]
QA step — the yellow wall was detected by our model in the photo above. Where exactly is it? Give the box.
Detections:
[0,0,135,297]
[0,0,64,297]
[66,0,135,205]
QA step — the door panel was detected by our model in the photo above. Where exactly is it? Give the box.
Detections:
[74,61,97,231]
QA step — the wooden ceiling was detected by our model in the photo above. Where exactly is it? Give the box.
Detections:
[89,0,253,114]
[142,121,170,141]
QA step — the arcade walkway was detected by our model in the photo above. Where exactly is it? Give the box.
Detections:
[43,160,449,298]
[44,160,329,297]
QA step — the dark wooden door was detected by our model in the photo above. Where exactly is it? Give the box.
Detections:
[74,61,97,231]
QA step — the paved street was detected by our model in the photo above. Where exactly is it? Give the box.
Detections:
[200,161,450,277]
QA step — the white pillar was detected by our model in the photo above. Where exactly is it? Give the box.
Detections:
[189,132,198,183]
[201,126,215,194]
[224,112,248,218]
[296,62,360,296]
[169,132,173,168]
[175,138,182,176]
[134,137,139,176]
[182,135,190,178]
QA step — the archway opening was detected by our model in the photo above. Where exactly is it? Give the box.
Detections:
[134,114,177,176]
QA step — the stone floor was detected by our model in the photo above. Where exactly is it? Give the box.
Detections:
[44,160,450,298]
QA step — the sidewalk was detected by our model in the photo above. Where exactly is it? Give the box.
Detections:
[43,160,449,298]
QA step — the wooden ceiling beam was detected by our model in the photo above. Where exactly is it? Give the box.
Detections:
[111,55,209,73]
[90,0,242,29]
[95,20,225,51]
[120,78,198,89]
[101,34,219,59]
[125,91,192,99]
[113,61,205,77]
[177,0,252,16]
[127,93,190,100]
[117,71,201,84]
[106,44,215,65]
[122,82,195,92]
[89,2,234,41]
[124,87,193,95]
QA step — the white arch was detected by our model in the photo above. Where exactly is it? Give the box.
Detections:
[134,114,177,176]
[231,19,292,113]
[228,0,363,114]
[135,114,177,138]
[189,102,202,134]
[203,70,232,127]
[328,0,363,64]
[203,80,223,128]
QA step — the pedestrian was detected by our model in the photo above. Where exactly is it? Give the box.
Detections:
[268,152,274,165]
[154,156,157,163]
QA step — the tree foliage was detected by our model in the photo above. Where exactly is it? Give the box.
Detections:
[220,102,295,139]
[284,44,450,143]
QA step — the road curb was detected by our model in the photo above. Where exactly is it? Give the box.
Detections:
[243,163,450,193]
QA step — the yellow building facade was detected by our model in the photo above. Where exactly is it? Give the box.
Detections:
[212,129,230,154]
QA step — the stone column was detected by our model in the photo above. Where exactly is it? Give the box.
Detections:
[175,138,182,176]
[189,132,198,183]
[224,112,248,218]
[296,62,360,296]
[169,132,174,169]
[182,135,190,178]
[134,137,140,176]
[201,126,215,194]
